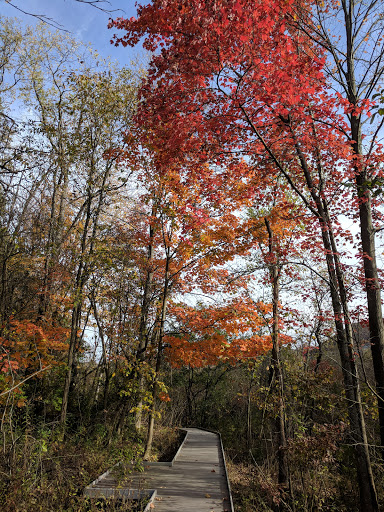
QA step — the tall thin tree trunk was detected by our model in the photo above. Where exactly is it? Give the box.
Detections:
[246,381,252,451]
[135,210,155,431]
[60,301,82,425]
[90,292,110,413]
[296,123,378,511]
[320,209,378,512]
[343,0,384,451]
[352,116,384,456]
[264,218,289,488]
[304,0,384,460]
[143,254,169,460]
[60,190,92,426]
[39,166,68,318]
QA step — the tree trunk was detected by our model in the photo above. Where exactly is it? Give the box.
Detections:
[320,205,378,512]
[60,300,82,425]
[90,292,110,414]
[39,166,68,318]
[344,0,384,454]
[143,255,169,460]
[299,0,384,462]
[291,122,379,510]
[60,192,91,426]
[60,160,112,427]
[264,218,289,488]
[351,115,384,457]
[135,216,155,431]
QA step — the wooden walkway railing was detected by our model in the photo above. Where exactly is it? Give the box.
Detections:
[84,427,234,511]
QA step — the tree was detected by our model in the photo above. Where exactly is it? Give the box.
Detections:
[119,142,261,456]
[290,0,384,460]
[109,1,379,508]
[54,67,138,426]
[0,19,140,428]
[246,185,312,491]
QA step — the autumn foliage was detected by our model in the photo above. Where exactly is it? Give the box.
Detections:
[1,3,384,510]
[165,298,274,368]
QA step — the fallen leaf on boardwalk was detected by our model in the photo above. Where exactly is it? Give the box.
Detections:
[205,493,211,498]
[155,497,163,501]
[211,469,216,472]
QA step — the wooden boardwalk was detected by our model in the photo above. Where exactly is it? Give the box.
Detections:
[85,428,233,511]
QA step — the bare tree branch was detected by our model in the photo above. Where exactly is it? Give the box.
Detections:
[0,366,52,397]
[4,0,123,31]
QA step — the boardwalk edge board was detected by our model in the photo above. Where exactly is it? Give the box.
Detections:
[217,431,235,512]
[140,428,188,468]
[83,429,188,502]
[85,461,121,490]
[85,486,157,509]
[172,427,189,464]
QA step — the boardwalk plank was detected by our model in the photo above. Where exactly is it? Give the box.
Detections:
[85,428,232,512]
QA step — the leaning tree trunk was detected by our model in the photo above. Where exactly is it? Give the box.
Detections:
[319,200,378,512]
[340,0,384,459]
[351,115,384,457]
[304,0,384,460]
[307,139,378,512]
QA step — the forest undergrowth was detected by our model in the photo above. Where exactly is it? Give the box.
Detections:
[0,420,182,511]
[1,356,384,511]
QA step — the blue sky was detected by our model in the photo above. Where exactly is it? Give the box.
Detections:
[1,0,144,66]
